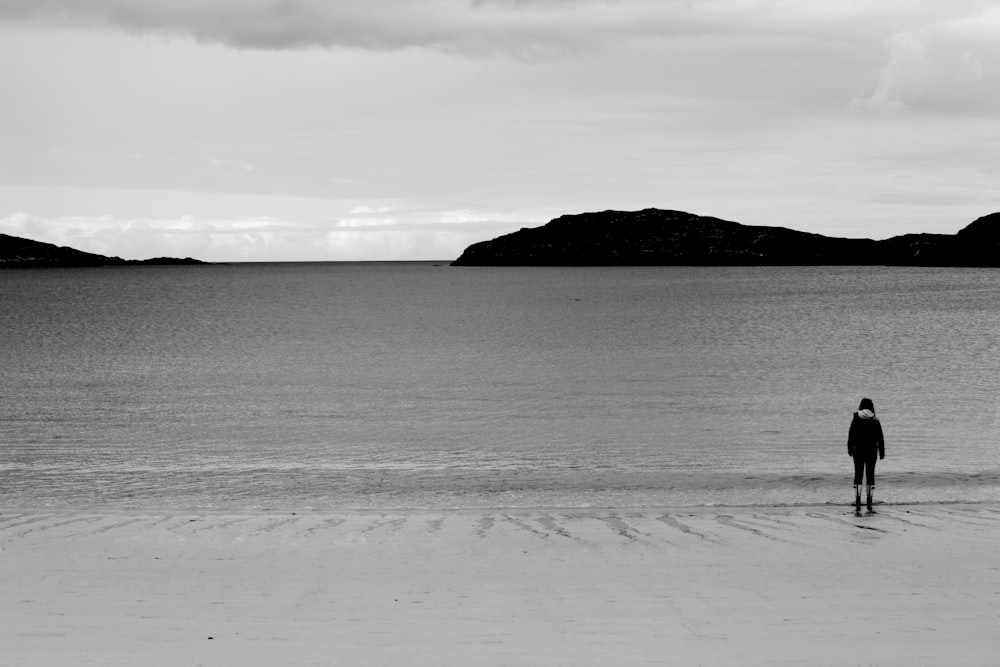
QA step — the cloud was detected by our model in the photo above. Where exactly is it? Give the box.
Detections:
[2,0,989,60]
[3,1,996,257]
[336,218,397,228]
[348,205,394,215]
[0,211,300,260]
[0,211,32,234]
[428,209,524,224]
[324,228,470,260]
[852,5,1000,115]
[0,0,637,58]
[207,157,256,172]
[0,209,522,261]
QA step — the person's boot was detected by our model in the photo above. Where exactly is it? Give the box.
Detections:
[854,485,861,509]
[866,485,874,511]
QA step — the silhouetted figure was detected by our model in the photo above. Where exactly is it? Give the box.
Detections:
[848,398,885,510]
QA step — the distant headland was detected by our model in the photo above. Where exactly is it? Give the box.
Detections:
[0,233,207,268]
[451,209,1000,267]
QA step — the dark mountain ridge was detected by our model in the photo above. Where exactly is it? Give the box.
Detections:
[452,209,1000,266]
[0,233,206,268]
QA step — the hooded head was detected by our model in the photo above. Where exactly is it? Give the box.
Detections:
[857,397,875,419]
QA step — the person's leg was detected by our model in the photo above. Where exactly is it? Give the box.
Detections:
[853,456,864,507]
[865,457,876,509]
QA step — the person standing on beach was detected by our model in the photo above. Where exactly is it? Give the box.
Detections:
[848,398,885,510]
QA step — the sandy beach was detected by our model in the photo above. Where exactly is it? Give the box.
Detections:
[2,505,998,666]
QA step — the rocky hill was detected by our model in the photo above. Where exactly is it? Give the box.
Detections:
[451,209,1000,266]
[0,234,206,268]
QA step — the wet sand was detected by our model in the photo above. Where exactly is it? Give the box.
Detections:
[2,505,999,666]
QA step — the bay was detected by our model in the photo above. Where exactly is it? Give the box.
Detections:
[2,263,998,510]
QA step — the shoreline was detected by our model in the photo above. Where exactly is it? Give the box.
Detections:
[4,505,999,666]
[2,498,996,515]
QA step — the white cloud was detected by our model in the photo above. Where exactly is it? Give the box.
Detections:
[0,212,304,260]
[416,208,532,226]
[0,210,498,261]
[0,211,32,234]
[336,218,397,228]
[334,207,528,229]
[328,176,359,186]
[853,5,1000,115]
[348,205,394,214]
[208,157,256,172]
[436,209,504,224]
[324,228,470,260]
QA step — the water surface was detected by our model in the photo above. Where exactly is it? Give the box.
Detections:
[2,263,998,509]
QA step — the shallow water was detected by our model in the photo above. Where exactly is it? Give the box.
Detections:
[2,263,998,509]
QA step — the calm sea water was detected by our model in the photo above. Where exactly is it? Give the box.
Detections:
[2,263,998,510]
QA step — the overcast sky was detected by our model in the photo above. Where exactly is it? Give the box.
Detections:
[1,0,998,261]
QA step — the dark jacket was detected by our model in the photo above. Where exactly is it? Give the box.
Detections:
[848,411,885,459]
